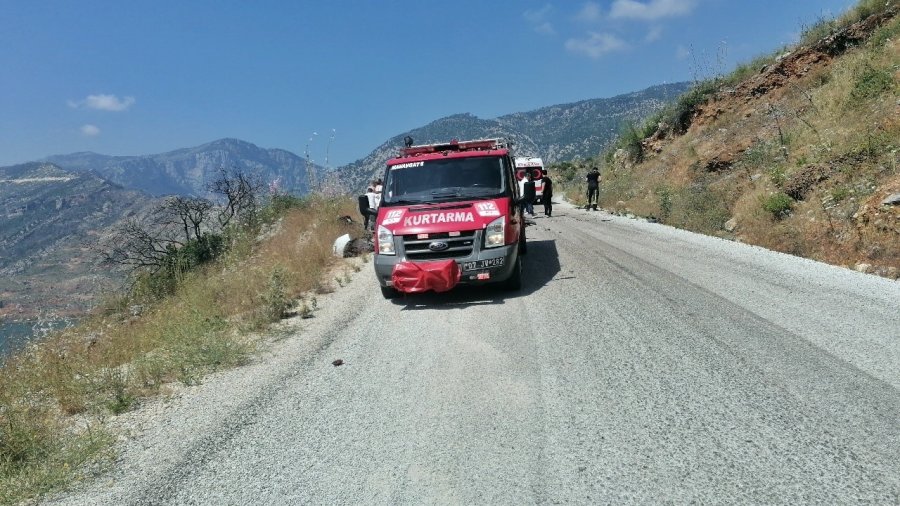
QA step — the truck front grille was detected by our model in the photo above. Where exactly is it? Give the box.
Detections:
[403,231,476,260]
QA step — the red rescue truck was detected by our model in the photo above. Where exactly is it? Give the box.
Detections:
[373,138,527,298]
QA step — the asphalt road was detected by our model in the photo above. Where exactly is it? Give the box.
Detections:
[52,201,900,505]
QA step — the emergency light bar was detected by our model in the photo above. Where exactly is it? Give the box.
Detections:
[400,138,509,157]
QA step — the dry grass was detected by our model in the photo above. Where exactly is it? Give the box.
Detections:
[587,4,899,275]
[0,195,359,504]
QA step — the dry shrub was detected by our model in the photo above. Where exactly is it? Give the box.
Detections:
[602,8,899,273]
[0,195,358,503]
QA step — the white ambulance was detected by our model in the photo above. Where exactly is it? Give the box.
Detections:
[514,157,546,204]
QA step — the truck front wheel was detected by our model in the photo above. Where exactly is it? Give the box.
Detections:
[380,285,400,299]
[501,255,523,291]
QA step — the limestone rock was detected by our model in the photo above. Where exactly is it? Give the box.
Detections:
[724,217,738,232]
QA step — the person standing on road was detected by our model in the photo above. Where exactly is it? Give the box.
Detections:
[586,167,601,210]
[373,179,383,207]
[542,173,553,217]
[520,172,536,217]
[360,186,378,230]
[365,186,378,211]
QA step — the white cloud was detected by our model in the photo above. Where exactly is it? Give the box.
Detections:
[675,44,691,60]
[524,4,552,23]
[524,4,556,35]
[68,94,135,112]
[80,124,101,137]
[534,22,556,35]
[565,32,627,59]
[575,2,602,23]
[610,0,695,21]
[645,26,663,42]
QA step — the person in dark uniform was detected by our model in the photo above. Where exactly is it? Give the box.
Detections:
[586,167,601,210]
[542,173,553,217]
[520,172,536,217]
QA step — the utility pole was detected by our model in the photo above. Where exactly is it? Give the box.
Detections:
[305,131,318,193]
[325,128,336,171]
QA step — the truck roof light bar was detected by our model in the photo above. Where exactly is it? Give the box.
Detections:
[399,138,508,157]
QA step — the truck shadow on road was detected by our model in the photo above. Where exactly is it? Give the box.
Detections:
[393,239,561,310]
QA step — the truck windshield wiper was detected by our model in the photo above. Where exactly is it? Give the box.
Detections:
[431,189,462,199]
[387,199,425,205]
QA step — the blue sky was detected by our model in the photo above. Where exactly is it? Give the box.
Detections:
[1,0,857,168]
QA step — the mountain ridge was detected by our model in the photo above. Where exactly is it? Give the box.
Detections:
[327,82,690,192]
[45,138,325,197]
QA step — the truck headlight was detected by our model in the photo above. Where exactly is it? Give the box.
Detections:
[484,216,505,248]
[377,225,396,255]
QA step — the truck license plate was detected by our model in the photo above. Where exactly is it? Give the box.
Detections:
[462,258,505,271]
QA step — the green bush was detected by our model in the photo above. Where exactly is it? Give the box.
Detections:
[259,194,308,224]
[768,165,787,187]
[849,63,895,103]
[0,413,111,505]
[830,186,851,202]
[655,185,673,221]
[799,16,840,46]
[741,141,781,174]
[869,16,900,48]
[668,80,719,133]
[549,161,578,182]
[619,122,645,163]
[132,233,226,301]
[729,51,780,85]
[675,185,731,233]
[260,266,290,323]
[761,192,795,219]
[101,368,134,415]
[171,233,224,270]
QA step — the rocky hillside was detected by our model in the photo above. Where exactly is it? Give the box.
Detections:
[0,163,155,317]
[594,1,899,278]
[46,138,325,197]
[327,83,689,193]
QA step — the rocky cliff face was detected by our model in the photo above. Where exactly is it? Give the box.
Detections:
[0,162,154,317]
[46,138,325,197]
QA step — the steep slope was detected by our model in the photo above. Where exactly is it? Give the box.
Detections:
[46,138,324,197]
[0,163,154,317]
[597,2,899,277]
[328,83,689,193]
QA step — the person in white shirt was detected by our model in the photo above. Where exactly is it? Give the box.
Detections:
[373,178,383,207]
[361,186,378,230]
[365,186,378,210]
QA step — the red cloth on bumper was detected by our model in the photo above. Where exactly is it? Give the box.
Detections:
[391,260,461,293]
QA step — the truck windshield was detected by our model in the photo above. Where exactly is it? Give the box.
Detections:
[383,157,506,205]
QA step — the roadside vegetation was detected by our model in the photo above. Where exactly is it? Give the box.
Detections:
[0,176,359,504]
[556,0,899,277]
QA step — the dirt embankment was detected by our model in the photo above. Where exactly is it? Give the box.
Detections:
[616,5,899,278]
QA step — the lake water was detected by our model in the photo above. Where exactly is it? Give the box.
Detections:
[0,319,77,356]
[0,320,38,356]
